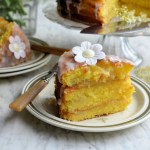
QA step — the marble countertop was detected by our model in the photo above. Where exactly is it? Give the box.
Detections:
[0,2,150,150]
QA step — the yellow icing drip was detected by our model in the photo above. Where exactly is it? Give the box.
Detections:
[0,18,13,48]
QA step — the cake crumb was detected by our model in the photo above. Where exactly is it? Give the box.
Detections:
[47,98,56,106]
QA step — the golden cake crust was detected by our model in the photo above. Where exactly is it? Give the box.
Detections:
[57,0,150,25]
[57,0,119,25]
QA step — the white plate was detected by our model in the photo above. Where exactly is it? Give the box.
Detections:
[0,56,51,77]
[0,51,45,73]
[24,72,150,132]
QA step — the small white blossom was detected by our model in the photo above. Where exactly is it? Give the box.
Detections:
[9,35,26,59]
[72,41,105,65]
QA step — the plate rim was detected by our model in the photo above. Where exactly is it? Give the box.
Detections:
[0,51,45,73]
[27,77,150,127]
[24,71,150,132]
[0,56,51,78]
[43,1,87,29]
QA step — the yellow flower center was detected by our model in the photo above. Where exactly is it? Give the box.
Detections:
[13,43,20,52]
[82,49,95,58]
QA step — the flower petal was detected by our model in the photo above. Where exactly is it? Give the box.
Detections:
[72,46,83,55]
[91,44,103,52]
[81,41,92,50]
[74,54,86,63]
[15,35,21,43]
[19,50,26,58]
[94,49,103,56]
[14,52,21,59]
[9,36,15,43]
[20,42,26,50]
[85,58,97,65]
[9,44,15,53]
[94,52,106,60]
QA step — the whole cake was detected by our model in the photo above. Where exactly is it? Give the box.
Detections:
[55,41,135,121]
[57,0,150,25]
[0,18,31,67]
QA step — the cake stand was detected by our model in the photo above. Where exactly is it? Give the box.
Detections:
[102,36,142,66]
[43,1,150,66]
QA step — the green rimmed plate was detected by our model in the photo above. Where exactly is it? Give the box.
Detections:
[24,72,150,132]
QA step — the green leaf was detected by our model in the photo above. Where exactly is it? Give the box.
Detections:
[0,0,26,27]
[4,0,11,6]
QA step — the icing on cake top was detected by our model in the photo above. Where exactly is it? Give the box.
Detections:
[58,41,134,82]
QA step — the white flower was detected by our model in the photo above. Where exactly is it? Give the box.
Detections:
[72,41,105,65]
[9,35,26,59]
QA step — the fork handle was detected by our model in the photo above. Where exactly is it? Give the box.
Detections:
[9,80,47,112]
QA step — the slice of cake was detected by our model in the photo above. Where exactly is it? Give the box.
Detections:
[0,18,31,67]
[55,41,135,121]
[57,0,150,25]
[57,0,119,25]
